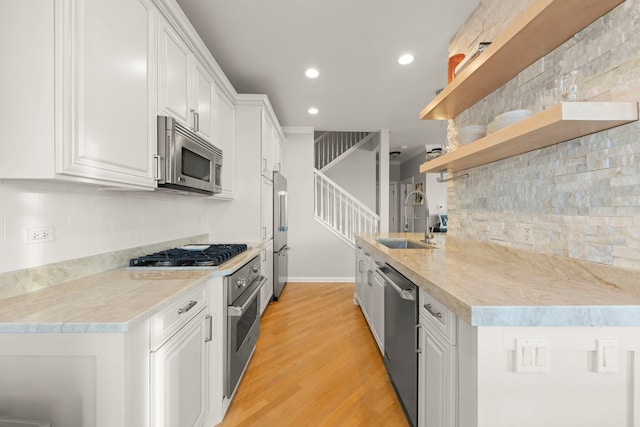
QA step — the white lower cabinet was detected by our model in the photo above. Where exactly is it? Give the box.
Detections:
[370,268,385,354]
[354,244,384,354]
[418,289,457,427]
[150,282,210,427]
[151,309,210,427]
[260,240,274,315]
[419,315,457,427]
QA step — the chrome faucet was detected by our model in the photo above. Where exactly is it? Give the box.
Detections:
[403,190,435,244]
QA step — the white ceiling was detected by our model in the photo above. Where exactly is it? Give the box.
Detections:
[175,0,480,163]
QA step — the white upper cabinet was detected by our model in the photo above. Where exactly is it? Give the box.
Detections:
[158,18,190,125]
[261,110,274,179]
[193,62,215,142]
[0,0,158,188]
[261,175,274,242]
[158,17,216,143]
[58,0,158,188]
[212,84,235,199]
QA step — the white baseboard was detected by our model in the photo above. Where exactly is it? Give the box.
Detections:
[287,277,355,283]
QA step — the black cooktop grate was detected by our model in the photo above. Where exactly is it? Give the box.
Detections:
[129,244,248,267]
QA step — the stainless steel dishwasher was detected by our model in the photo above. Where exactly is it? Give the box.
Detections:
[375,263,418,427]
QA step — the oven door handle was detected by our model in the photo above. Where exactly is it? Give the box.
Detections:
[228,276,267,317]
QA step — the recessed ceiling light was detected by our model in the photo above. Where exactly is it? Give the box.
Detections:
[398,54,414,65]
[308,107,319,115]
[305,68,319,78]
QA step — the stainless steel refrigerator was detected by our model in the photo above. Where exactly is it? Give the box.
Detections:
[272,171,289,300]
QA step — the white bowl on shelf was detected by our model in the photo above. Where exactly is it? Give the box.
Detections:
[458,125,487,144]
[487,109,533,133]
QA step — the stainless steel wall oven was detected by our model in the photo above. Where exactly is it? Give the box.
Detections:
[224,256,266,398]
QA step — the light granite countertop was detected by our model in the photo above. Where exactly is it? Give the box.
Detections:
[358,233,640,327]
[0,246,262,334]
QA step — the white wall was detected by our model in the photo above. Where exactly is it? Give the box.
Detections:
[324,147,377,212]
[0,180,212,274]
[283,128,355,282]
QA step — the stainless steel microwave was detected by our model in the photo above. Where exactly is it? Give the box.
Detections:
[156,116,222,195]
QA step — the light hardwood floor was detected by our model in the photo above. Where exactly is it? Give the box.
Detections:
[218,282,409,426]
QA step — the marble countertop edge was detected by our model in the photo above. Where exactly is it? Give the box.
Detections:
[471,305,640,327]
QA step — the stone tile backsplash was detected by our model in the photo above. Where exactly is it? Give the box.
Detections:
[446,0,640,270]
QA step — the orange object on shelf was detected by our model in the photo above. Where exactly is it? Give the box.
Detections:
[447,53,465,83]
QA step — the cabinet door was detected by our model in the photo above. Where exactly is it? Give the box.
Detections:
[0,0,55,179]
[260,241,274,316]
[271,127,281,173]
[360,260,373,324]
[419,317,456,427]
[158,17,191,126]
[193,61,215,142]
[57,0,157,188]
[371,271,385,354]
[261,110,274,178]
[213,84,235,199]
[261,175,274,242]
[151,308,210,427]
[355,249,366,303]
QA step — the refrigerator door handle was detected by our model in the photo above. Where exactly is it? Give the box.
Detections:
[278,246,290,255]
[278,190,288,231]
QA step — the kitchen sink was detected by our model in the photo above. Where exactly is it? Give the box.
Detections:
[375,238,435,249]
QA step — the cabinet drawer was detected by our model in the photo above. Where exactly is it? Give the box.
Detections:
[419,289,457,345]
[150,282,208,351]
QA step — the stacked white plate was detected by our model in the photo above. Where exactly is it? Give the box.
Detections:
[487,109,533,133]
[458,125,487,145]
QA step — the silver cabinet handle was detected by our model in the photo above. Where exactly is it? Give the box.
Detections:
[262,158,267,172]
[189,108,197,131]
[153,155,161,181]
[375,268,415,301]
[205,314,212,342]
[194,111,200,132]
[178,300,197,314]
[425,303,443,319]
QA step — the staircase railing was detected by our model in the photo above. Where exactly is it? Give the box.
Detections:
[315,131,372,170]
[313,168,380,247]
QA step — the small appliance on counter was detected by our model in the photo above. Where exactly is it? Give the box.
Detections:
[129,243,248,267]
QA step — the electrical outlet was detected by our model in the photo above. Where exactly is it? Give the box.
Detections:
[489,222,504,240]
[515,223,533,245]
[25,226,55,244]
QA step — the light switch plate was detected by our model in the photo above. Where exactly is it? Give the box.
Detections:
[595,339,618,373]
[515,338,550,372]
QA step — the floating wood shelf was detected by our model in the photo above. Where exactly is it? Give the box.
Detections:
[420,102,639,174]
[419,0,625,120]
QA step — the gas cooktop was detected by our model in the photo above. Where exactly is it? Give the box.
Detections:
[129,244,248,267]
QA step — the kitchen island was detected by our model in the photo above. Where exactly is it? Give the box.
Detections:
[357,233,640,427]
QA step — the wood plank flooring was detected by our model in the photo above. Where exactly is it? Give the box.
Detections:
[218,282,408,427]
